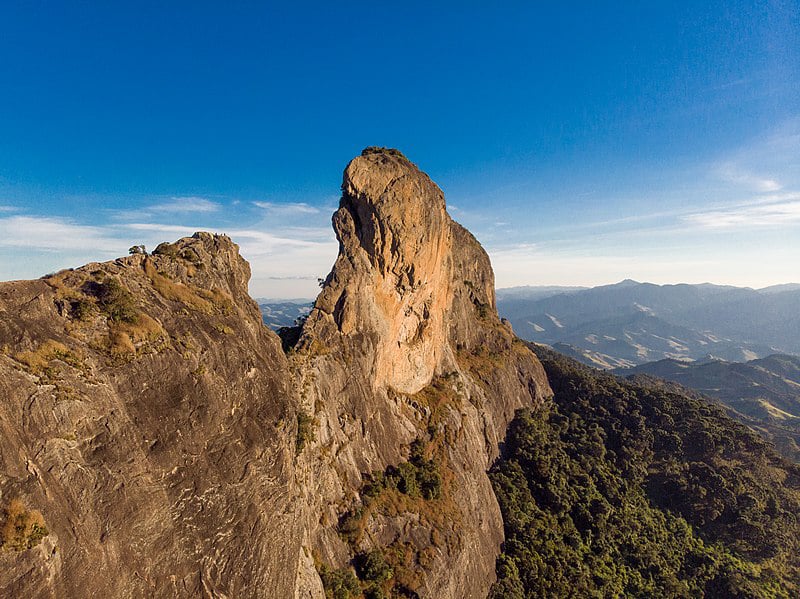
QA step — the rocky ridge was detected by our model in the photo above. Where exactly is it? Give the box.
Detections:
[0,148,550,598]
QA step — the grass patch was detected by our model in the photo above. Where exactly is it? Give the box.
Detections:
[119,313,164,339]
[108,312,168,357]
[199,288,234,313]
[307,338,331,356]
[14,340,80,374]
[296,410,315,454]
[43,269,75,295]
[143,258,213,313]
[409,373,461,430]
[212,322,234,335]
[1,499,48,552]
[109,329,136,355]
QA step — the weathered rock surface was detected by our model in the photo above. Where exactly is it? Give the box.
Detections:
[0,148,550,598]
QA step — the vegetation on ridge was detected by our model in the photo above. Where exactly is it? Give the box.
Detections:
[319,377,464,599]
[620,354,800,462]
[295,410,315,454]
[361,146,407,159]
[490,346,800,598]
[324,435,447,598]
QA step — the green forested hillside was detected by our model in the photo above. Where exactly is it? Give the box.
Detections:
[490,346,800,598]
[618,354,800,461]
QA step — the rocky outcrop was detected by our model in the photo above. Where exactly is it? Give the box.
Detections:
[295,148,551,597]
[310,148,454,394]
[0,148,550,598]
[0,234,303,597]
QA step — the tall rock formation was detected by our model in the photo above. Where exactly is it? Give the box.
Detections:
[0,148,550,598]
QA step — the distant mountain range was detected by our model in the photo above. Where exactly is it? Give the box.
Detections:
[497,280,800,368]
[495,285,588,301]
[255,298,311,329]
[616,354,800,462]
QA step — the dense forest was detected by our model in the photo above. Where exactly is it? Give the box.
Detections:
[489,346,800,598]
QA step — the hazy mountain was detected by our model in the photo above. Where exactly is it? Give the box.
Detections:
[758,283,800,294]
[673,287,800,353]
[495,285,587,301]
[497,280,799,368]
[257,299,312,329]
[616,354,800,461]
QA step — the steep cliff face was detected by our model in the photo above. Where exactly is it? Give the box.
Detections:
[0,234,305,597]
[297,148,551,598]
[311,148,454,394]
[0,148,550,598]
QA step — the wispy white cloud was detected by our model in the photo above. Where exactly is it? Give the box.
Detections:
[264,275,320,280]
[227,228,331,251]
[542,192,800,237]
[711,119,800,194]
[253,201,319,215]
[279,226,334,240]
[0,215,122,252]
[231,227,337,298]
[684,198,800,229]
[149,196,221,213]
[120,220,337,294]
[108,197,221,221]
[0,211,338,298]
[716,163,782,192]
[0,205,17,213]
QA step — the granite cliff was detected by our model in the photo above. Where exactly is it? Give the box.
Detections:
[0,148,551,598]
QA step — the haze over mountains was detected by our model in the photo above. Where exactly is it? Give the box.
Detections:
[256,299,312,330]
[496,280,800,369]
[259,280,800,367]
[618,354,800,462]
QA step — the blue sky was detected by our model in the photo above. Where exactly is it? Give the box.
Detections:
[1,2,798,298]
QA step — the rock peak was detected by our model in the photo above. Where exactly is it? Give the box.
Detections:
[338,147,448,277]
[304,149,545,398]
[294,150,550,595]
[305,149,454,393]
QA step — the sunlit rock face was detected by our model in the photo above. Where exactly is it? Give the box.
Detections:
[300,148,551,597]
[310,148,455,394]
